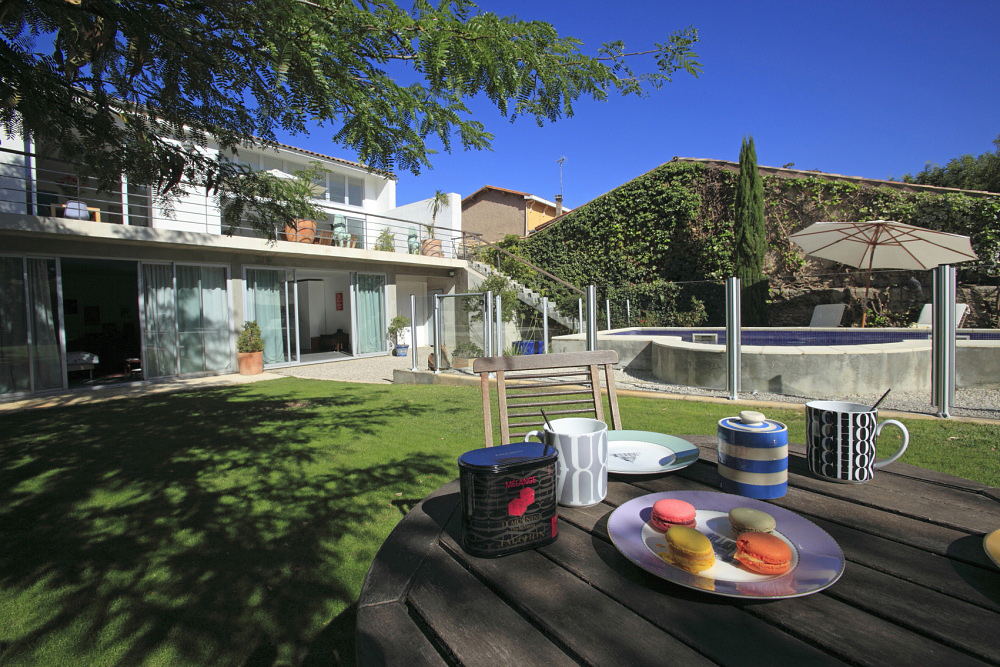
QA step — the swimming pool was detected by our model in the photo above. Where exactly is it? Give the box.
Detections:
[551,327,1000,397]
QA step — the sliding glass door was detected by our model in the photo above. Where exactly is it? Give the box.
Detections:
[245,268,298,365]
[142,263,231,377]
[0,256,62,394]
[353,272,386,355]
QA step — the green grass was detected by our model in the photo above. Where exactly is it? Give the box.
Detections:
[1,378,997,665]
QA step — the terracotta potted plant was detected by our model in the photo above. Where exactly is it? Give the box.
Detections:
[236,320,265,374]
[421,190,449,256]
[451,341,483,369]
[387,315,410,356]
[283,218,317,243]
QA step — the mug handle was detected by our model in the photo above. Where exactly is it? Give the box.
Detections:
[524,430,544,443]
[873,419,909,468]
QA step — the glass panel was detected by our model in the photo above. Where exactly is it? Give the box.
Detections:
[246,268,295,364]
[329,176,346,204]
[27,258,62,390]
[347,177,363,206]
[0,257,30,393]
[201,267,231,372]
[355,273,386,355]
[346,217,364,249]
[142,263,177,378]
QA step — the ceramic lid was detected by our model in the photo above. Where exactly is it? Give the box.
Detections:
[718,410,787,433]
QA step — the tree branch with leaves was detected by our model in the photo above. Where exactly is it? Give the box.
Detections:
[1,0,700,236]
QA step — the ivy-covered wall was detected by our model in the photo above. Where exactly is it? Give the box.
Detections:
[489,160,1000,326]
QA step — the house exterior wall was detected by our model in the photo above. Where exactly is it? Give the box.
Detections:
[462,190,526,242]
[525,200,560,232]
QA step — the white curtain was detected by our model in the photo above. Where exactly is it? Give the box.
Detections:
[27,258,62,390]
[142,263,177,377]
[246,268,291,364]
[0,257,30,393]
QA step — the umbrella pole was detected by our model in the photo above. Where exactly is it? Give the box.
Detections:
[860,229,880,328]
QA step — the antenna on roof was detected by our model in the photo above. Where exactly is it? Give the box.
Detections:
[556,156,566,198]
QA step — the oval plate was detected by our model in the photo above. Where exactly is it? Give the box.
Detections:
[608,431,700,475]
[608,490,845,599]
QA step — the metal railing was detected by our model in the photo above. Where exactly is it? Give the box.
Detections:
[0,145,464,258]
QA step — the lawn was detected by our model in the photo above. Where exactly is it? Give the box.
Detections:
[1,378,997,665]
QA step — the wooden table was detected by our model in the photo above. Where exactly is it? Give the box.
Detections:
[356,436,1000,666]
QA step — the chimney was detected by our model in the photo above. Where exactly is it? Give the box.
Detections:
[555,194,563,216]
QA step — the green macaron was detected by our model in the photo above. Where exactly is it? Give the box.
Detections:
[729,507,776,536]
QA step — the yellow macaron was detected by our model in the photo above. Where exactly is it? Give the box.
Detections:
[666,526,715,573]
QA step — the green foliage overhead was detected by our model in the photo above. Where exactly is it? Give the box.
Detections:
[734,136,769,326]
[1,0,700,235]
[903,134,1000,193]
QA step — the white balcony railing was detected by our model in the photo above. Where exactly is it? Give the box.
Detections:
[0,145,468,259]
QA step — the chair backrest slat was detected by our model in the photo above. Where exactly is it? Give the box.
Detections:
[474,350,621,446]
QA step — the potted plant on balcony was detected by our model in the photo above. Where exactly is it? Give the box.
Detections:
[387,315,410,356]
[374,227,396,252]
[421,190,449,257]
[236,320,265,374]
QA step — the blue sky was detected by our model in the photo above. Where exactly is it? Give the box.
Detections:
[282,0,1000,209]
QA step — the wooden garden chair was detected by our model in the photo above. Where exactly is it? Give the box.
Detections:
[473,349,622,446]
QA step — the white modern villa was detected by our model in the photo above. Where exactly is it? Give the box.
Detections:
[0,128,465,396]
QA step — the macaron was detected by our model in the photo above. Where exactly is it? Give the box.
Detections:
[666,526,715,573]
[649,499,697,532]
[729,507,776,536]
[734,532,793,575]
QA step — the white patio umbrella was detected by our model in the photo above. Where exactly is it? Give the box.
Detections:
[789,220,978,325]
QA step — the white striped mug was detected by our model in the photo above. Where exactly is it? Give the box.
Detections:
[525,418,608,507]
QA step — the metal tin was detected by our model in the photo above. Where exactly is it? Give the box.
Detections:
[458,442,559,558]
[717,410,789,499]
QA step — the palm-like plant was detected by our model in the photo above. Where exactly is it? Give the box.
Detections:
[425,189,450,239]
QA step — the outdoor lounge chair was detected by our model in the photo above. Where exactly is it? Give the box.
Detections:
[473,349,621,446]
[913,303,968,328]
[808,304,846,327]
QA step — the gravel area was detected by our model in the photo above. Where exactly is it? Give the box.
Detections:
[613,368,1000,421]
[272,352,1000,421]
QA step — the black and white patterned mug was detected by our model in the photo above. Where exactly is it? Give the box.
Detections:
[806,401,909,483]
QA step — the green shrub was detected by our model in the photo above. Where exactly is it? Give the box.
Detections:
[236,321,264,353]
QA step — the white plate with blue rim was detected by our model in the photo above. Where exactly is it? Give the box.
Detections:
[607,431,700,475]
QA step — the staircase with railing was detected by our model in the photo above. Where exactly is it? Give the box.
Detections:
[460,232,582,330]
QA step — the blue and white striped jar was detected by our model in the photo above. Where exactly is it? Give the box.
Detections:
[717,411,788,499]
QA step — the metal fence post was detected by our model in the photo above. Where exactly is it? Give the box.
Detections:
[726,277,742,400]
[586,285,597,351]
[626,299,631,327]
[542,297,549,354]
[578,298,584,335]
[433,294,442,374]
[410,294,417,371]
[932,265,956,418]
[605,299,611,331]
[485,290,494,356]
[495,294,503,354]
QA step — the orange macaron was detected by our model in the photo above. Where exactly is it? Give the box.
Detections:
[734,532,793,575]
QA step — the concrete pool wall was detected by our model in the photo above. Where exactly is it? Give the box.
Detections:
[550,328,998,397]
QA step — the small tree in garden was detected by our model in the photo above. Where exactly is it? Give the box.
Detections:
[734,136,770,326]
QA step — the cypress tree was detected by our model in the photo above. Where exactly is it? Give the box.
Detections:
[734,136,770,326]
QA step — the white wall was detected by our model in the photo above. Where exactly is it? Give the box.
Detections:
[387,192,461,236]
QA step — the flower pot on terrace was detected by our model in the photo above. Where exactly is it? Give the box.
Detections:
[237,351,264,375]
[393,344,409,357]
[283,219,317,243]
[421,239,443,257]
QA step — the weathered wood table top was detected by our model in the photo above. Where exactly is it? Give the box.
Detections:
[356,436,1000,666]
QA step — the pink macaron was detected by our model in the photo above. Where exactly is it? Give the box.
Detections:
[649,498,697,532]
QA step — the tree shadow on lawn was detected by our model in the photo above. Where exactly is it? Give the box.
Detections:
[0,382,460,666]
